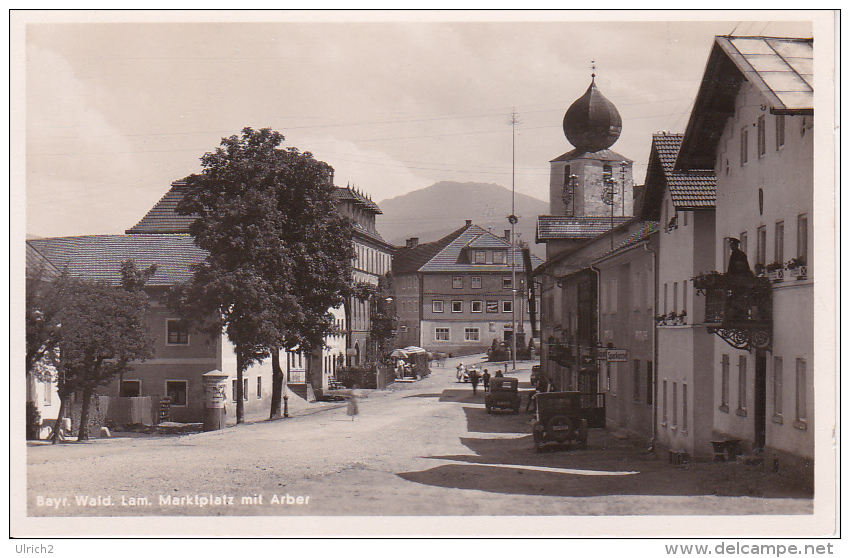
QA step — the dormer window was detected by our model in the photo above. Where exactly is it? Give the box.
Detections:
[493,251,506,264]
[474,250,486,264]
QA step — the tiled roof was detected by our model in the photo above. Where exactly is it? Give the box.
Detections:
[717,36,813,112]
[551,148,632,164]
[651,133,716,209]
[127,181,196,234]
[27,235,207,287]
[465,234,510,249]
[392,225,471,274]
[593,221,660,262]
[26,243,61,278]
[536,215,632,241]
[418,224,543,273]
[352,222,390,247]
[333,186,383,214]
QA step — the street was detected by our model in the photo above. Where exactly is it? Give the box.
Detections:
[27,355,813,517]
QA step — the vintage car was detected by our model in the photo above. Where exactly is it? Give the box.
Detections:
[531,391,589,452]
[530,365,543,386]
[485,377,520,414]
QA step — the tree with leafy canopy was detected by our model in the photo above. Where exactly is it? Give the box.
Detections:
[50,261,155,442]
[171,127,355,423]
[26,263,70,379]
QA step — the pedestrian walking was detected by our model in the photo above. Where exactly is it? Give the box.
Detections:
[482,369,491,392]
[347,392,360,420]
[470,368,480,395]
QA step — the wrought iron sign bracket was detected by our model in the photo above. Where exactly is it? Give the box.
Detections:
[708,326,772,352]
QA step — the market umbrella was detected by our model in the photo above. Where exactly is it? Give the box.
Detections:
[390,349,409,358]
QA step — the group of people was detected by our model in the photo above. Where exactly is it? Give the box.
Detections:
[457,363,505,395]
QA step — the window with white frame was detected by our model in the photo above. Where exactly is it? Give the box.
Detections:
[502,276,512,289]
[166,319,189,345]
[493,250,506,264]
[740,126,748,165]
[737,355,747,413]
[672,382,678,428]
[474,250,486,264]
[662,380,668,425]
[451,300,463,313]
[773,356,783,418]
[166,380,188,407]
[435,328,450,341]
[432,300,444,313]
[257,376,262,399]
[464,327,480,341]
[721,354,730,411]
[797,214,808,263]
[471,300,483,313]
[757,115,766,157]
[775,114,785,150]
[775,221,784,264]
[471,276,482,289]
[795,358,807,423]
[501,300,513,313]
[682,383,688,431]
[452,276,463,289]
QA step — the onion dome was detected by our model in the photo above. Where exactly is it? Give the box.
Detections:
[562,78,622,152]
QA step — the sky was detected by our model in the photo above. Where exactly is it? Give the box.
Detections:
[19,11,818,239]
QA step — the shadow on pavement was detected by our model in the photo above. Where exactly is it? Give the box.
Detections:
[398,427,814,500]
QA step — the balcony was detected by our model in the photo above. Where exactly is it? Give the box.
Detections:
[694,271,773,351]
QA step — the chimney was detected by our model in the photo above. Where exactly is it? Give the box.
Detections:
[406,237,419,248]
[465,219,472,226]
[504,229,511,240]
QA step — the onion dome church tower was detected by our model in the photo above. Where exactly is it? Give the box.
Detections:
[548,72,634,219]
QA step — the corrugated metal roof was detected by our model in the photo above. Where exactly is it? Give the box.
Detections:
[27,235,207,287]
[536,215,632,241]
[718,36,813,112]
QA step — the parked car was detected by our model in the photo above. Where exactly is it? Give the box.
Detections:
[530,365,543,387]
[485,377,520,414]
[531,391,588,452]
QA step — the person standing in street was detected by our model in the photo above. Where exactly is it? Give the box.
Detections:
[470,368,480,395]
[482,369,491,393]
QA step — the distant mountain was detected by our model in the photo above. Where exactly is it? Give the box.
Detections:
[375,181,549,259]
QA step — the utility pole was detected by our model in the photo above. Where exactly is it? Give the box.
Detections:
[508,108,522,371]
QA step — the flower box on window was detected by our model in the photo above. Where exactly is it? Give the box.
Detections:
[765,262,785,282]
[785,257,807,279]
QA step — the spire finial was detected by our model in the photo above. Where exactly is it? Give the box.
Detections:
[590,60,596,80]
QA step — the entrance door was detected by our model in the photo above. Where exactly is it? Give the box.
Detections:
[578,368,605,428]
[755,350,767,449]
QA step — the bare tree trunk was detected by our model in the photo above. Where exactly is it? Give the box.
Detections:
[77,387,95,441]
[236,351,245,424]
[269,348,283,419]
[50,395,67,444]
